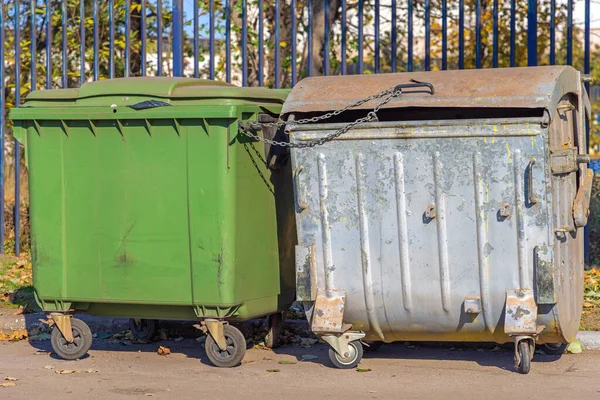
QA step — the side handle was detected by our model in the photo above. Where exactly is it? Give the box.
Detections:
[527,159,538,206]
[294,166,308,212]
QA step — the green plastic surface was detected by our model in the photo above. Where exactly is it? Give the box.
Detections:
[10,78,295,321]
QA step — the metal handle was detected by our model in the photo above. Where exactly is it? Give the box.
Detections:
[295,166,308,211]
[527,159,538,205]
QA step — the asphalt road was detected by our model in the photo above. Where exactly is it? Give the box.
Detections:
[1,339,600,400]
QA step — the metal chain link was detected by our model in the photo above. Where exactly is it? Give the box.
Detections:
[238,83,413,149]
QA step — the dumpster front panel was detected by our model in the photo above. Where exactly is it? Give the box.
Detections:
[291,120,555,343]
[28,119,194,305]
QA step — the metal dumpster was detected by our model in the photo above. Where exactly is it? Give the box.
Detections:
[281,66,592,373]
[10,78,296,367]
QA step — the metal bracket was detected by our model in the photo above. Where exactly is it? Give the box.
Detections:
[311,289,346,333]
[321,331,366,359]
[550,147,579,175]
[573,169,594,228]
[425,204,437,219]
[499,202,511,218]
[504,289,538,335]
[512,335,535,366]
[51,313,73,343]
[202,319,227,351]
[464,297,481,314]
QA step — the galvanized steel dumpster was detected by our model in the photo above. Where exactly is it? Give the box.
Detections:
[10,78,296,367]
[282,66,592,373]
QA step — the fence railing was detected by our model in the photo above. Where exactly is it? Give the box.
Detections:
[0,0,594,255]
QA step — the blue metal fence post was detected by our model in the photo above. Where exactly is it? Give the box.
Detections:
[340,0,346,75]
[307,0,313,76]
[510,0,516,67]
[209,0,215,80]
[15,0,21,256]
[323,0,329,76]
[242,0,247,85]
[584,0,591,264]
[93,0,99,80]
[424,0,430,71]
[567,0,573,65]
[550,0,555,65]
[358,0,363,74]
[141,0,146,76]
[156,0,162,77]
[193,0,199,78]
[274,0,281,85]
[492,0,498,68]
[225,0,231,82]
[408,0,413,71]
[172,0,183,76]
[125,0,131,77]
[374,0,379,73]
[31,0,36,90]
[46,0,52,89]
[391,0,396,72]
[258,0,263,86]
[80,0,85,84]
[527,0,537,66]
[0,2,5,252]
[475,0,481,68]
[61,0,67,86]
[441,0,447,70]
[109,0,115,78]
[458,0,464,69]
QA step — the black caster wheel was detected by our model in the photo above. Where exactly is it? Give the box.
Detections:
[328,340,363,369]
[50,317,93,360]
[540,343,568,355]
[129,319,158,341]
[363,341,382,352]
[516,341,531,374]
[205,324,246,368]
[264,313,283,349]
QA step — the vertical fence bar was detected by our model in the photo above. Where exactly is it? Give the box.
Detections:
[391,0,396,72]
[424,0,430,71]
[408,0,413,71]
[15,0,21,256]
[307,0,313,76]
[323,0,329,76]
[566,0,572,65]
[209,0,215,80]
[527,0,537,66]
[550,0,555,65]
[584,0,590,263]
[193,0,199,78]
[510,0,515,67]
[341,0,347,75]
[0,4,4,253]
[374,0,379,73]
[61,0,67,86]
[46,0,51,89]
[125,0,131,77]
[275,0,281,85]
[172,0,183,76]
[291,0,297,84]
[156,0,162,76]
[475,0,481,68]
[358,0,363,74]
[225,0,231,82]
[0,3,5,251]
[441,0,446,70]
[80,0,85,84]
[458,0,464,69]
[109,0,115,78]
[93,0,99,80]
[141,0,146,76]
[31,0,36,90]
[242,0,247,86]
[257,0,263,86]
[492,0,498,68]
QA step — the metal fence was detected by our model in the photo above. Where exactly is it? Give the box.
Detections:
[0,0,594,255]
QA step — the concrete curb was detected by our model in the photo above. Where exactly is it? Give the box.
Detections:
[576,331,600,350]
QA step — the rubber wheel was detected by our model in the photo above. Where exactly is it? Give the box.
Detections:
[50,317,93,361]
[264,313,283,349]
[129,319,158,341]
[516,341,531,374]
[205,324,246,368]
[364,341,382,352]
[328,340,363,369]
[541,343,568,355]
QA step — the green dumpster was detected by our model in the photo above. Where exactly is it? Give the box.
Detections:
[10,77,296,367]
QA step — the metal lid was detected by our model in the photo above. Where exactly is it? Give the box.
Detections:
[281,66,585,116]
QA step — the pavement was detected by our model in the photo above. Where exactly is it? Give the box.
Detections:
[1,337,600,400]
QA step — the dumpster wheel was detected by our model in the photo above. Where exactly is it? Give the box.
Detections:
[264,313,283,349]
[50,317,93,360]
[328,340,363,369]
[205,324,246,368]
[129,318,158,341]
[540,343,568,355]
[515,340,532,374]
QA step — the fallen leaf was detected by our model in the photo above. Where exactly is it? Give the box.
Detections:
[84,369,99,374]
[158,346,171,356]
[266,369,280,373]
[567,340,583,354]
[55,370,78,375]
[301,354,318,361]
[11,304,32,316]
[44,365,54,370]
[0,329,28,341]
[278,360,297,365]
[0,382,16,388]
[356,368,372,373]
[3,377,18,381]
[34,351,50,356]
[145,394,155,397]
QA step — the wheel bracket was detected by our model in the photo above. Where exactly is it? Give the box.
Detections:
[51,313,74,343]
[321,331,365,358]
[202,319,227,351]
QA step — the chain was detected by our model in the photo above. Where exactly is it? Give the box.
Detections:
[238,82,425,149]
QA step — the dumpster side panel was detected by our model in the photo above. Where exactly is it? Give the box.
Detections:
[29,119,194,306]
[292,122,558,343]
